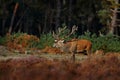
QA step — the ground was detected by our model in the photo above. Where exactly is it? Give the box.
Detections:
[0,45,120,80]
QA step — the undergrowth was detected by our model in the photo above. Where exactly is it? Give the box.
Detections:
[0,33,39,53]
[78,31,120,52]
[37,29,120,53]
[0,29,120,53]
[36,32,54,49]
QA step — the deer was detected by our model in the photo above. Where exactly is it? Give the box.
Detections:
[52,25,92,62]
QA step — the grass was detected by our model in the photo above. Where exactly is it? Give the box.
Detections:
[0,53,120,80]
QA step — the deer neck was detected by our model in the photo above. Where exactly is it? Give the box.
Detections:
[59,42,71,52]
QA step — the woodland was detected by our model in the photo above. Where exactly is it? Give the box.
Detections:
[0,0,120,36]
[0,0,120,80]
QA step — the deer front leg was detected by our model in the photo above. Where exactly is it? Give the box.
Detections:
[70,43,77,62]
[71,52,75,62]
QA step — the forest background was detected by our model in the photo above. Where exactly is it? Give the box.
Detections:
[0,0,120,36]
[0,0,120,53]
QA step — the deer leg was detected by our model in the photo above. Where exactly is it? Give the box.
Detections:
[87,50,91,55]
[71,52,75,62]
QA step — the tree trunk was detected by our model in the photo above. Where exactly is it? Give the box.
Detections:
[68,0,72,27]
[2,4,7,35]
[14,8,27,32]
[2,19,6,35]
[8,3,19,34]
[56,0,61,30]
[49,9,54,31]
[43,9,48,34]
[109,0,118,34]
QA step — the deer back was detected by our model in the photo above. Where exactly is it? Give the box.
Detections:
[76,39,92,52]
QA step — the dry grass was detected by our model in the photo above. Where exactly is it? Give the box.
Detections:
[0,53,120,80]
[41,46,62,54]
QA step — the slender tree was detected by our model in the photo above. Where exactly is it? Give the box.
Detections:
[8,2,19,34]
[110,0,119,34]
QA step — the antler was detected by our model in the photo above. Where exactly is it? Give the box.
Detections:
[52,31,58,39]
[58,26,67,36]
[52,26,67,39]
[67,25,78,37]
[53,25,78,39]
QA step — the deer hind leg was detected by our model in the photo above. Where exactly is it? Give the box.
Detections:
[86,49,92,56]
[86,46,91,56]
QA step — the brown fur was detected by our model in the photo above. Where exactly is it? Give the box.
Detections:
[53,39,92,61]
[54,39,92,54]
[76,39,92,54]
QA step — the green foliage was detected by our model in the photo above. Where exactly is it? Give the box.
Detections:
[36,32,54,49]
[0,33,25,45]
[10,32,26,41]
[78,30,93,40]
[1,31,120,53]
[0,36,7,45]
[38,29,120,53]
[98,9,111,25]
[36,25,77,49]
[78,31,120,52]
[97,0,120,29]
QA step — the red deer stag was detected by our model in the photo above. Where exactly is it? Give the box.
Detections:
[53,25,92,62]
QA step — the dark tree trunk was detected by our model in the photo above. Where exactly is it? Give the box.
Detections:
[1,4,7,35]
[14,9,27,32]
[48,9,54,32]
[68,0,72,27]
[2,19,6,35]
[56,0,61,30]
[8,3,19,34]
[43,9,48,34]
